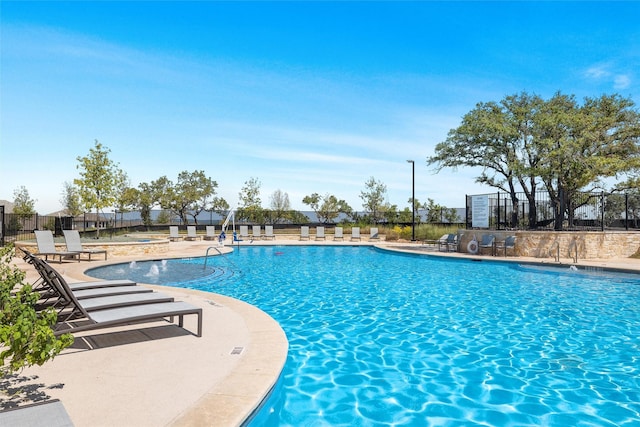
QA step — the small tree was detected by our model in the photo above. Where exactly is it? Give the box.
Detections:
[153,171,224,225]
[75,140,126,238]
[156,210,172,225]
[302,193,353,223]
[269,189,291,224]
[381,203,399,224]
[424,198,459,224]
[13,186,36,218]
[359,177,387,224]
[237,177,263,223]
[12,186,36,231]
[60,181,83,217]
[0,246,73,374]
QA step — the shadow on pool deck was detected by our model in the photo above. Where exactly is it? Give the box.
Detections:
[8,238,640,426]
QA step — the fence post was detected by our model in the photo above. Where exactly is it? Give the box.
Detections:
[465,195,470,229]
[0,205,4,246]
[601,191,605,231]
[496,192,501,230]
[625,193,629,231]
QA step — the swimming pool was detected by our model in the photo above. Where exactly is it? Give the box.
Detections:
[87,246,640,426]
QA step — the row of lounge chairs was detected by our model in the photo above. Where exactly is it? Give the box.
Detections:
[423,233,516,256]
[299,226,379,241]
[22,249,202,337]
[34,229,107,263]
[169,225,381,242]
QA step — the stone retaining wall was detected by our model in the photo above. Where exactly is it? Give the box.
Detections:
[457,230,640,260]
[15,239,170,258]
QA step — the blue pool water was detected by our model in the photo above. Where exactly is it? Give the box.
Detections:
[87,246,640,426]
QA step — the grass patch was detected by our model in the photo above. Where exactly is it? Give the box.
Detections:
[383,224,459,241]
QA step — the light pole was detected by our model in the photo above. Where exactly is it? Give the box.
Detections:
[407,160,415,241]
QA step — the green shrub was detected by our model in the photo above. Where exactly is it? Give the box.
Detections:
[0,245,73,374]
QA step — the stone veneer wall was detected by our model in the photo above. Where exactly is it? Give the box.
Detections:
[457,230,640,260]
[15,239,170,258]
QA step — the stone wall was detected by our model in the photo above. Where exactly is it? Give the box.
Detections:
[457,230,640,260]
[15,239,170,258]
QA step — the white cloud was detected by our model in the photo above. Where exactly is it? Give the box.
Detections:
[584,64,611,80]
[584,62,633,91]
[613,74,631,89]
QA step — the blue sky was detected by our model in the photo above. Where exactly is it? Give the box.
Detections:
[1,1,639,215]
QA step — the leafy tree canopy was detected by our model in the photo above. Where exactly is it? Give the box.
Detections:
[359,177,387,224]
[75,140,126,236]
[60,182,83,217]
[154,170,223,225]
[269,189,292,224]
[302,193,353,223]
[237,177,263,223]
[428,91,640,228]
[12,186,36,218]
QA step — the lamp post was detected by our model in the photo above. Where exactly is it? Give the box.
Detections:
[407,160,415,241]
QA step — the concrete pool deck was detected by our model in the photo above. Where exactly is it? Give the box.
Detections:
[7,237,640,426]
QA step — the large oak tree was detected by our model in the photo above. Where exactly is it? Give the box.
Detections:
[428,92,640,228]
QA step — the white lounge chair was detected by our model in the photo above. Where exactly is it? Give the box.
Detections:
[203,225,216,240]
[62,229,107,261]
[169,226,182,242]
[34,230,80,263]
[369,227,380,241]
[315,226,326,240]
[239,225,250,239]
[300,226,310,240]
[252,225,263,240]
[264,225,276,240]
[350,227,361,241]
[185,226,201,241]
[334,227,344,240]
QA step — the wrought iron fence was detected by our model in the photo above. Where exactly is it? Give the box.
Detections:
[465,191,640,231]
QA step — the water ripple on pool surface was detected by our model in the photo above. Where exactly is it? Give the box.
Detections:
[88,246,640,426]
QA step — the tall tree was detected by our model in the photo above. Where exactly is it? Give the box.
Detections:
[536,93,640,228]
[74,140,125,237]
[428,92,543,227]
[359,177,387,224]
[428,92,640,229]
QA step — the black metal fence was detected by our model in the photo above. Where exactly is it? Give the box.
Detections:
[0,211,156,246]
[0,213,72,246]
[466,191,640,231]
[4,192,636,246]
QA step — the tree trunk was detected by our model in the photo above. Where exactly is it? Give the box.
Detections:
[95,208,101,238]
